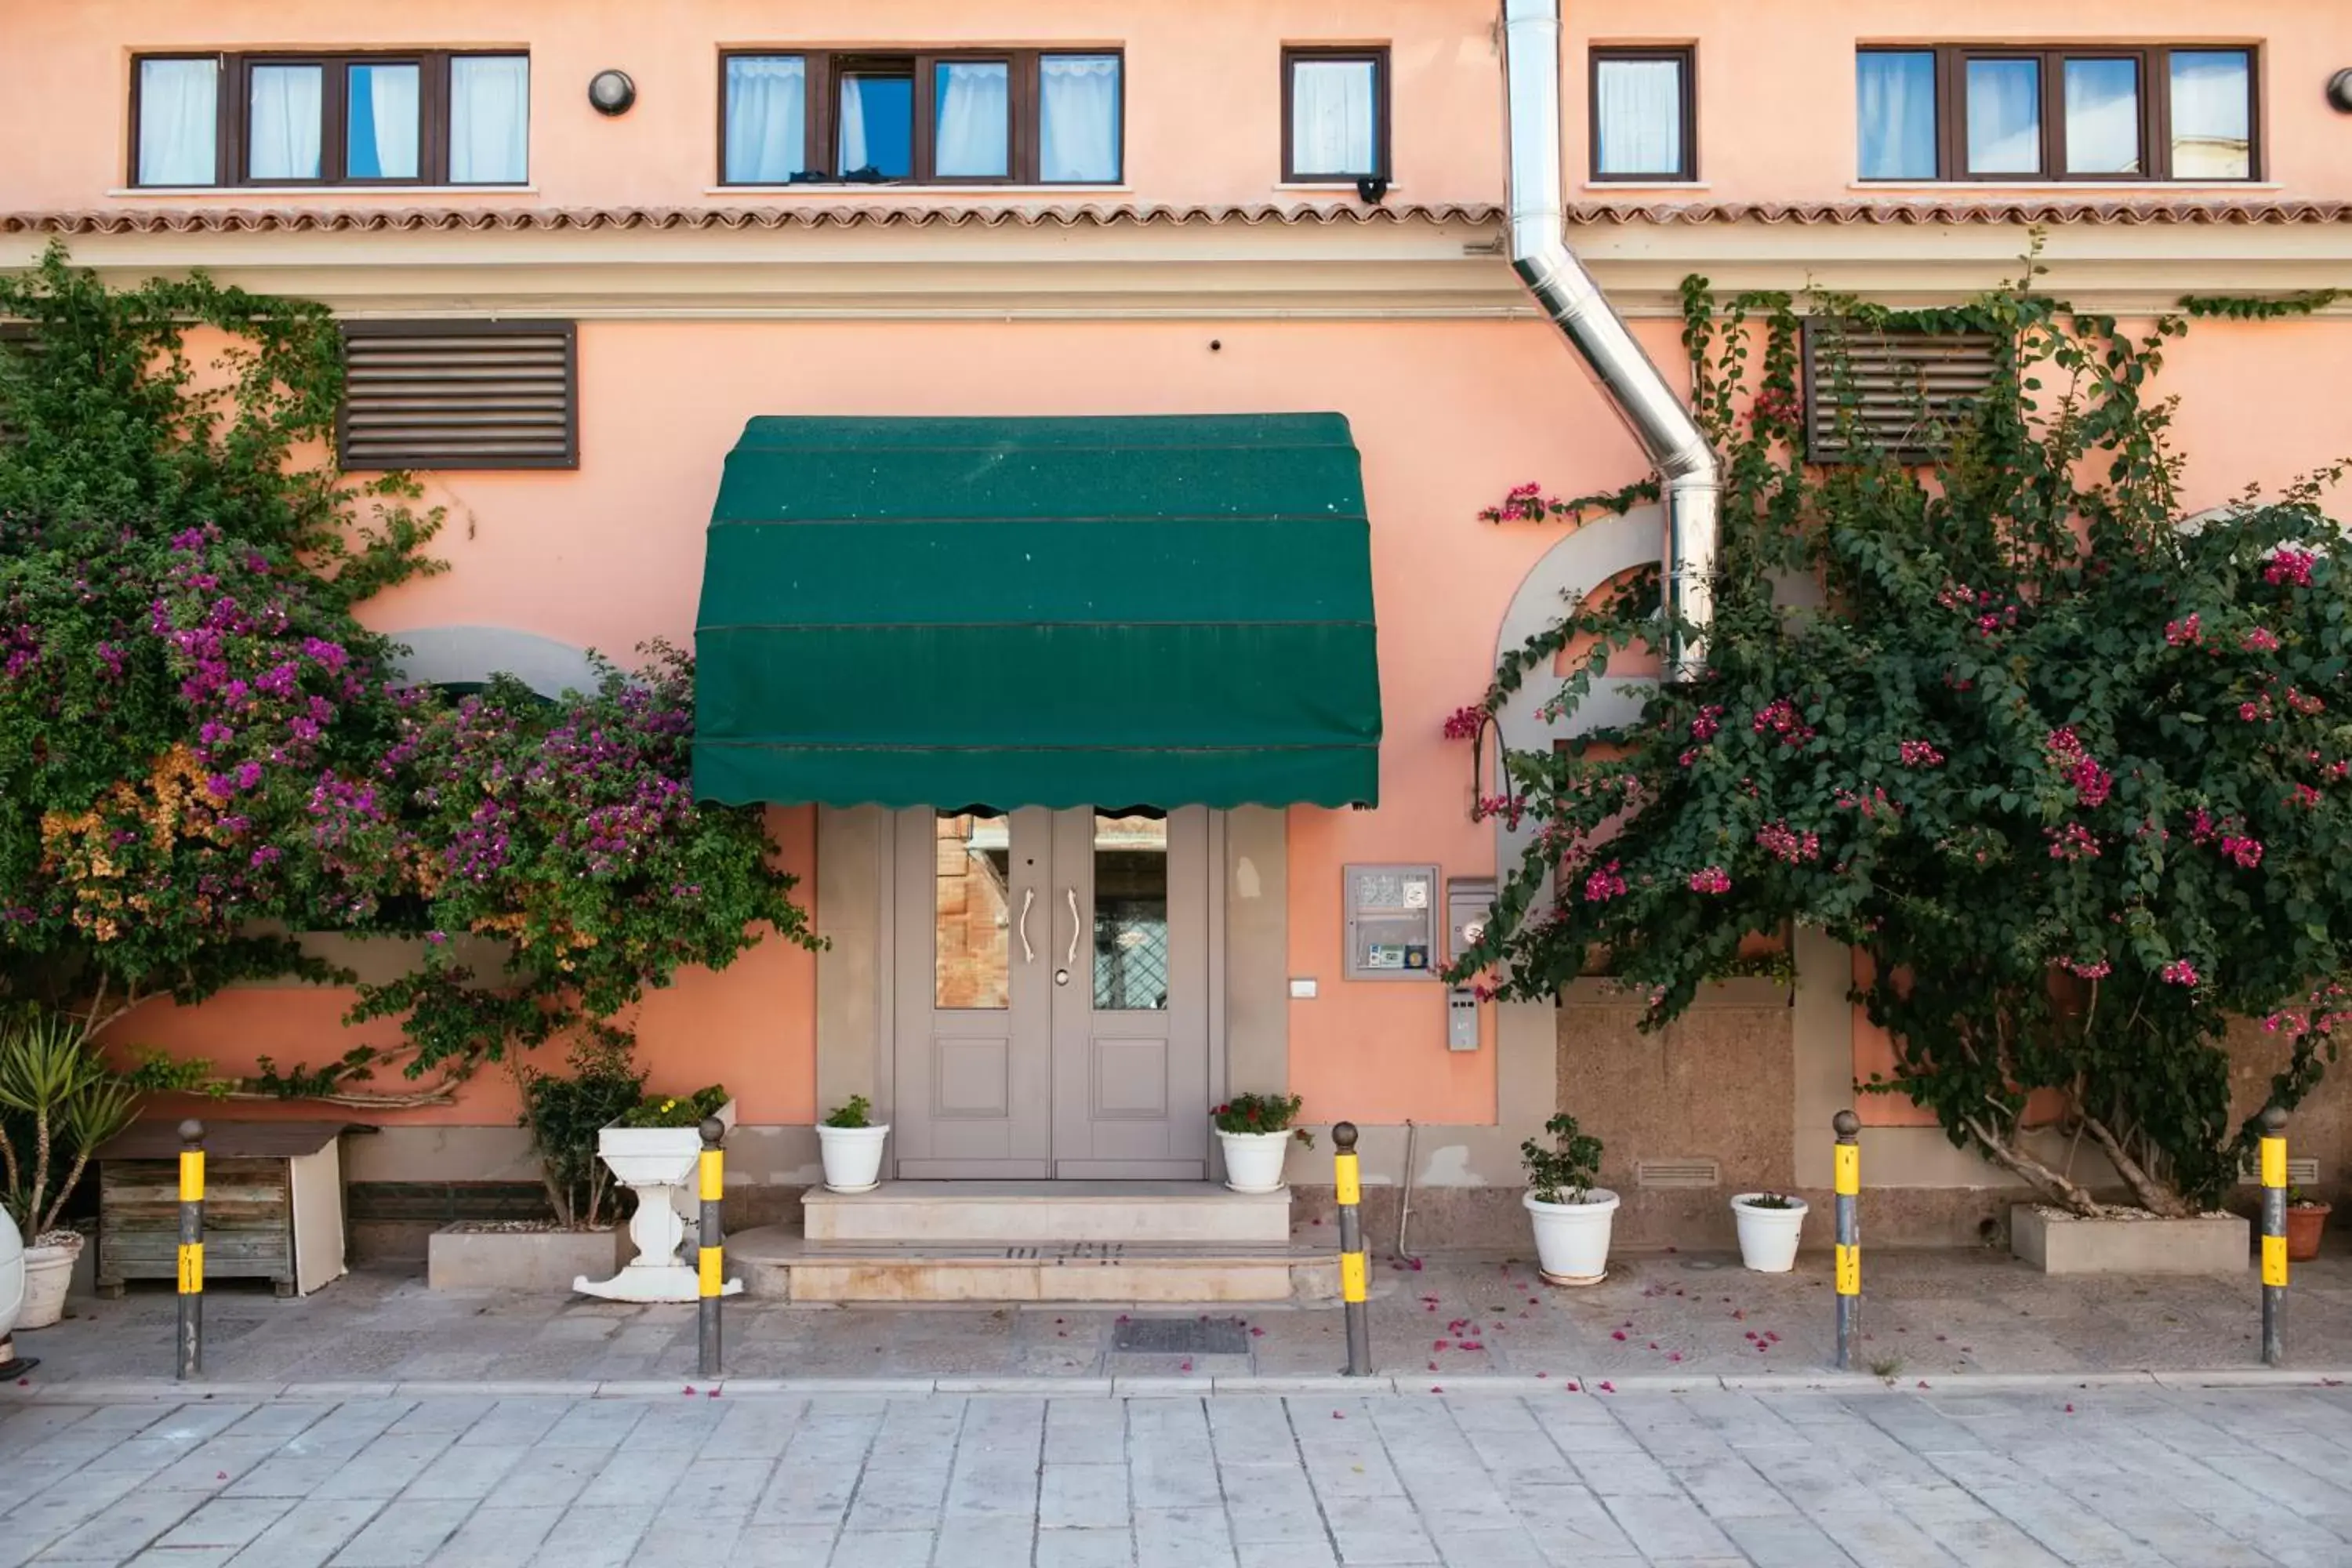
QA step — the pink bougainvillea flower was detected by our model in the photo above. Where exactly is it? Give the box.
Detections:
[2266,548,2316,587]
[2161,959,2201,987]
[1688,866,1732,895]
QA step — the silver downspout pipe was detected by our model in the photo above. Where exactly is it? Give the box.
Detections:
[1501,0,1720,678]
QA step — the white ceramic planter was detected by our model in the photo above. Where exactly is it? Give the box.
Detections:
[1524,1188,1619,1286]
[1730,1193,1808,1273]
[16,1237,79,1330]
[817,1123,891,1192]
[576,1099,742,1303]
[0,1210,23,1342]
[1218,1129,1294,1194]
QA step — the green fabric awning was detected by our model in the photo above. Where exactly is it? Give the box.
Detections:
[692,413,1381,810]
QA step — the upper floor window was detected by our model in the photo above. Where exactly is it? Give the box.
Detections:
[1282,46,1388,182]
[132,51,530,188]
[719,50,1123,185]
[1857,45,2256,182]
[1590,47,1696,181]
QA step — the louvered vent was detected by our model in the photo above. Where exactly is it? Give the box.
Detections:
[339,321,577,470]
[0,321,31,443]
[1635,1158,1721,1190]
[1804,321,1998,463]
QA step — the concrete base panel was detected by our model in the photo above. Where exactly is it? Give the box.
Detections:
[804,1180,1292,1245]
[2011,1205,2250,1274]
[426,1226,627,1292]
[731,1225,1332,1304]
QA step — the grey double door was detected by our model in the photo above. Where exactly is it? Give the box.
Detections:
[892,808,1211,1179]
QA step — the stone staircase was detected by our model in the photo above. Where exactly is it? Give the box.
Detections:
[731,1181,1335,1304]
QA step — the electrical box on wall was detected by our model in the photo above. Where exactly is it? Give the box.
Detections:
[1445,877,1497,1052]
[1341,863,1440,980]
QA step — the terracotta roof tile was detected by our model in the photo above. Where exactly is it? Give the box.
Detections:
[3,198,2346,236]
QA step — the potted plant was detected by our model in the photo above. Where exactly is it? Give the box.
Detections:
[816,1094,891,1192]
[2287,1188,2332,1262]
[0,1010,139,1330]
[1521,1112,1615,1286]
[1214,1092,1313,1194]
[576,1083,735,1302]
[1730,1191,1809,1272]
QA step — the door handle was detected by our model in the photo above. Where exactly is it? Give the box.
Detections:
[1065,887,1081,967]
[1017,887,1036,963]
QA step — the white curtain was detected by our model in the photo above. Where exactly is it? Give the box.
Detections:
[935,61,1009,178]
[1290,59,1375,176]
[2170,51,2252,179]
[450,55,529,183]
[1594,58,1683,176]
[837,74,869,172]
[1040,55,1120,182]
[2063,58,2139,175]
[1965,58,2040,174]
[724,56,805,182]
[137,57,218,186]
[358,63,420,179]
[247,64,321,181]
[1856,52,1936,180]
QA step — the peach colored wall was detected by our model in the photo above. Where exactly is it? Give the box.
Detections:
[75,307,2352,1133]
[10,1,2348,216]
[1567,0,2348,202]
[2,0,1502,212]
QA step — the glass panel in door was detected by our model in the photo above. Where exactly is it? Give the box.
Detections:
[1091,815,1168,1011]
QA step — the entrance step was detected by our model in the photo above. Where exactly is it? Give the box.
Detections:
[730,1227,1336,1304]
[802,1180,1291,1247]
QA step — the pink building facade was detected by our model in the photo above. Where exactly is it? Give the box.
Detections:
[5,1,2350,1251]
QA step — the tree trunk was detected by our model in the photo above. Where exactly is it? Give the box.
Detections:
[1963,1114,2103,1215]
[2079,1112,2194,1218]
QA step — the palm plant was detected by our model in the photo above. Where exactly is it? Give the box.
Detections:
[0,1009,139,1242]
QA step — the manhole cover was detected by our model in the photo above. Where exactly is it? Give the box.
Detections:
[1679,1257,1726,1272]
[1112,1317,1250,1356]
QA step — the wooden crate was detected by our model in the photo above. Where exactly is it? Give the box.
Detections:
[95,1122,356,1298]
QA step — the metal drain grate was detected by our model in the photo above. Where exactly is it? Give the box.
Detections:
[1112,1317,1250,1356]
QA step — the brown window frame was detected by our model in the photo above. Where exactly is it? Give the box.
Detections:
[1588,45,1697,183]
[1857,43,2260,183]
[129,49,529,189]
[336,318,579,473]
[1279,45,1392,184]
[715,49,1123,186]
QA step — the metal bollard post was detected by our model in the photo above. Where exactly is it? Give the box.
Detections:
[1833,1110,1860,1372]
[2260,1104,2287,1367]
[698,1116,725,1379]
[176,1119,205,1381]
[1334,1121,1372,1377]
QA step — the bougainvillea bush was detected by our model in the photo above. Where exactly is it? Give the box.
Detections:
[1454,268,2352,1217]
[0,246,430,1031]
[339,652,818,1098]
[0,246,814,1142]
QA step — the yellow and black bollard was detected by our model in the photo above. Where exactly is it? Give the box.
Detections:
[176,1118,205,1381]
[698,1116,725,1379]
[1333,1121,1371,1377]
[1833,1110,1860,1372]
[2260,1104,2287,1367]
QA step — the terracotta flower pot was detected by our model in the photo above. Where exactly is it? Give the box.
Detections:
[2286,1201,2331,1262]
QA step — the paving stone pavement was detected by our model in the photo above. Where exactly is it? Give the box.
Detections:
[16,1247,2352,1388]
[5,1384,2352,1567]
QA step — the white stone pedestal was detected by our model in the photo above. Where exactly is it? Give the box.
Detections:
[574,1120,742,1303]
